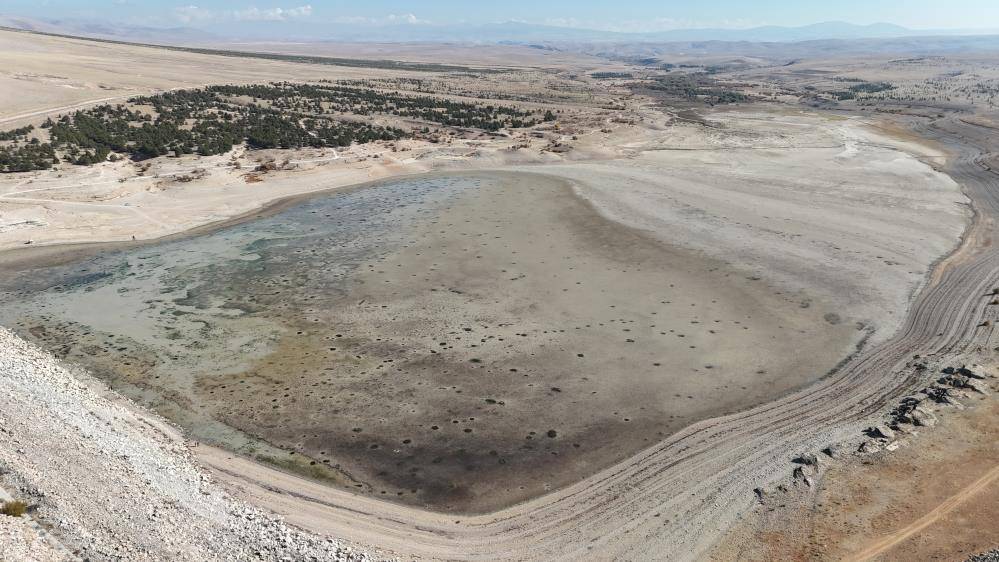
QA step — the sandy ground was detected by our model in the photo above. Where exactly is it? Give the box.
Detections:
[0,29,442,126]
[526,110,968,346]
[710,360,999,561]
[207,41,615,70]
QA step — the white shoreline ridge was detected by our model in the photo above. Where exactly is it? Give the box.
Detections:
[0,327,381,561]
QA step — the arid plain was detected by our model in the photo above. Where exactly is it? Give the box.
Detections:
[1,25,999,561]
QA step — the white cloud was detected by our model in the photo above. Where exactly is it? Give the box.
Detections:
[173,5,214,24]
[385,13,429,25]
[330,13,430,26]
[174,4,313,24]
[542,16,766,33]
[233,5,313,22]
[544,17,581,28]
[171,5,427,27]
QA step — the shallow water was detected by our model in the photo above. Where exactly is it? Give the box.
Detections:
[0,171,858,513]
[0,175,480,472]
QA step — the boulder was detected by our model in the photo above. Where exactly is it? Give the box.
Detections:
[794,453,819,466]
[866,425,895,440]
[792,466,810,481]
[939,374,991,395]
[911,407,937,427]
[890,396,924,424]
[958,365,987,380]
[858,440,880,454]
[937,374,966,387]
[966,379,991,395]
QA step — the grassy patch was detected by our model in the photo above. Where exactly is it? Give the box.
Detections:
[1,500,28,517]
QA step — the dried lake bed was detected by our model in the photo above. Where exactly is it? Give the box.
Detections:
[0,169,873,512]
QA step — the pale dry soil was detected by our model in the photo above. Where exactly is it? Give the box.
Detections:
[0,171,855,513]
[240,170,857,512]
[711,370,999,562]
[0,26,979,553]
[0,109,970,517]
[530,109,967,345]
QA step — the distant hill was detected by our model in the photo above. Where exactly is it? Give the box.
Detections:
[0,15,219,44]
[638,21,914,42]
[0,14,994,46]
[210,20,925,43]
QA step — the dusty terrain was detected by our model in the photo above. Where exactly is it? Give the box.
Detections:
[0,327,381,561]
[0,106,966,517]
[1,27,998,562]
[175,113,999,561]
[710,359,999,561]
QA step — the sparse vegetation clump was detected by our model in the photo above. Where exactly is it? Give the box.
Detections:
[848,81,895,94]
[0,125,34,141]
[639,73,750,105]
[0,81,552,172]
[0,142,59,172]
[591,72,634,79]
[0,500,28,517]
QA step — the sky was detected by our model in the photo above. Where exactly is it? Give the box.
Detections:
[4,0,999,32]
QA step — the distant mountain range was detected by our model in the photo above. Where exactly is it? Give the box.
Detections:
[1,15,997,45]
[0,15,220,44]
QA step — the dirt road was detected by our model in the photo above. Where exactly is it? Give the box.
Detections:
[844,462,999,562]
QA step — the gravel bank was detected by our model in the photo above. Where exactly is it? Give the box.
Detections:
[0,327,379,561]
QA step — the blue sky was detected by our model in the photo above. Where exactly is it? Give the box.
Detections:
[5,0,999,31]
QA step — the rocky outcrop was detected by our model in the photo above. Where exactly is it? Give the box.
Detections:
[968,549,999,562]
[881,365,996,435]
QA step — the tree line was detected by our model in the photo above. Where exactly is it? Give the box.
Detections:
[0,82,552,173]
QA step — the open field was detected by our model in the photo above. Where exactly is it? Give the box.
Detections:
[1,26,999,561]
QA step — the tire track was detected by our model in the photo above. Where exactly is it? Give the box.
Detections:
[844,463,999,562]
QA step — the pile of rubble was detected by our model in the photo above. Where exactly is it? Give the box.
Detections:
[759,362,996,497]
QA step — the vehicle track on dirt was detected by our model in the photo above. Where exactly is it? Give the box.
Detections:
[844,462,999,562]
[197,115,999,561]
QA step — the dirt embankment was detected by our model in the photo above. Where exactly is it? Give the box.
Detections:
[0,327,383,561]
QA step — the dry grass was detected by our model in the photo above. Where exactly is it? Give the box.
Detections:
[1,500,28,517]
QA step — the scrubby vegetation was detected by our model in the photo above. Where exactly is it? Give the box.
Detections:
[229,81,544,130]
[848,81,894,94]
[0,500,28,517]
[831,90,857,101]
[0,125,33,142]
[591,72,634,79]
[824,82,894,102]
[639,73,750,104]
[0,142,59,173]
[0,81,550,172]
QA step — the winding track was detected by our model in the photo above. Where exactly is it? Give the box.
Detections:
[197,114,999,560]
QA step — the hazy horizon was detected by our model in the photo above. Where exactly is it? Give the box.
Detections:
[4,0,999,37]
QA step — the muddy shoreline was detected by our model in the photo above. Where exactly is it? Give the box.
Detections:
[0,168,867,514]
[0,169,444,273]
